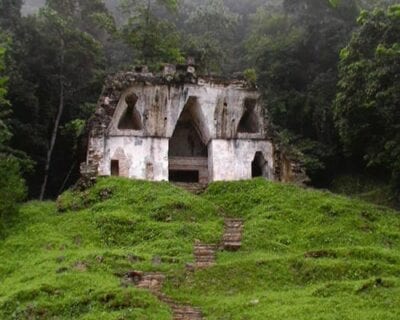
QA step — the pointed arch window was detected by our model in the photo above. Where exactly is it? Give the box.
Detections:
[238,98,259,133]
[118,93,143,130]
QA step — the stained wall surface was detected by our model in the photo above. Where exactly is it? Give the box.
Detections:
[106,83,265,141]
[87,71,283,183]
[209,140,274,181]
[98,137,169,181]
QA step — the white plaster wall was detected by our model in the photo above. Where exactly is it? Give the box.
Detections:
[98,136,169,181]
[209,139,275,182]
[188,85,262,140]
[107,83,264,141]
[96,136,274,183]
[89,80,278,183]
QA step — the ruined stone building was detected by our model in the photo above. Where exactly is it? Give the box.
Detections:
[84,63,306,185]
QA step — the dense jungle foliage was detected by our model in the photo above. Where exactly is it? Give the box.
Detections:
[0,0,399,206]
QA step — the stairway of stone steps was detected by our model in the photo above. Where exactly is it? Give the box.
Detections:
[194,242,217,269]
[156,293,202,319]
[173,183,208,194]
[124,271,203,320]
[124,218,245,319]
[135,272,165,291]
[222,218,244,251]
[170,306,203,320]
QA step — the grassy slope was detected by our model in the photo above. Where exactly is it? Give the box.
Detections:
[0,178,399,319]
[330,174,398,209]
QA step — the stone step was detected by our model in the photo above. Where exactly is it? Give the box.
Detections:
[173,308,202,320]
[225,224,244,228]
[224,241,242,248]
[224,227,243,231]
[133,272,165,291]
[195,260,215,266]
[195,251,216,257]
[224,226,243,231]
[194,253,216,259]
[223,235,242,241]
[194,250,216,256]
[157,294,176,305]
[195,255,215,260]
[195,261,215,268]
[129,272,203,319]
[225,219,244,224]
[194,252,215,256]
[223,232,242,239]
[225,222,244,227]
[223,218,244,251]
[195,251,215,256]
[224,229,243,234]
[194,242,217,269]
[194,244,217,249]
[195,255,216,260]
[224,231,243,235]
[223,235,242,240]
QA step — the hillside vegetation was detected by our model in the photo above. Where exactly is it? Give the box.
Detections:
[0,178,399,319]
[4,1,400,200]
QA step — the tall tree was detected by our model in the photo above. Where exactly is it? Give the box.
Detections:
[334,5,400,192]
[2,0,107,199]
[0,0,23,30]
[248,0,359,184]
[0,37,26,231]
[182,0,238,73]
[0,39,11,148]
[120,0,183,67]
[36,3,104,199]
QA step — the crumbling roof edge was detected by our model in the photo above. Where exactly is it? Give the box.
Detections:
[104,67,257,93]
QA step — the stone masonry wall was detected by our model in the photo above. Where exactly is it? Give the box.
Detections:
[85,64,308,184]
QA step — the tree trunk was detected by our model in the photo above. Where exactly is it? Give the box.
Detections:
[58,160,76,195]
[40,38,65,200]
[142,0,151,64]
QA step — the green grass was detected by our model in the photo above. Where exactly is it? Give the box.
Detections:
[0,177,399,319]
[330,174,398,209]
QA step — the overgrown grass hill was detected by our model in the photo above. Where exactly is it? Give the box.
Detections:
[0,178,399,319]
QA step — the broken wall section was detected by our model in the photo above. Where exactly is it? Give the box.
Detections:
[272,145,310,185]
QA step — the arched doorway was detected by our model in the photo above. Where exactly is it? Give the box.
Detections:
[252,152,268,178]
[169,98,208,183]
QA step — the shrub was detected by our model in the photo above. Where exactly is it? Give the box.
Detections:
[0,156,26,232]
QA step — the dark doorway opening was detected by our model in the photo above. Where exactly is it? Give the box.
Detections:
[252,152,267,178]
[169,170,199,183]
[111,160,120,176]
[168,97,209,184]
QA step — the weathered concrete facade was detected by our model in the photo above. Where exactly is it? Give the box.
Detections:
[85,64,305,184]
